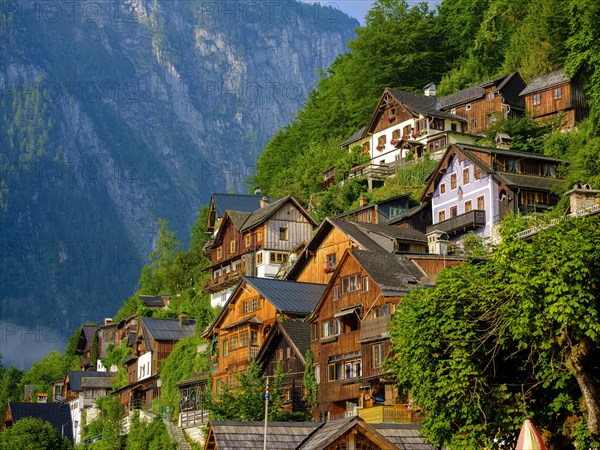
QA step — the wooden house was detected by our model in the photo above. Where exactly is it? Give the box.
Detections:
[255,319,312,415]
[115,316,195,413]
[520,69,589,129]
[336,195,411,225]
[306,249,427,422]
[93,319,118,372]
[439,72,526,134]
[75,324,99,371]
[341,88,476,190]
[203,196,317,308]
[202,277,325,395]
[206,192,265,234]
[386,203,432,232]
[286,217,427,285]
[62,371,117,443]
[177,372,210,428]
[139,294,170,310]
[420,143,565,250]
[3,402,73,442]
[204,416,434,449]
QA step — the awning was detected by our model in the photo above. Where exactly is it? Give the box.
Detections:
[334,305,362,318]
[515,419,546,450]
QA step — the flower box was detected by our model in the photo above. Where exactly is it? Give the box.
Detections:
[376,145,383,151]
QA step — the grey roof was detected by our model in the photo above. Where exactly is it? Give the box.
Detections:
[79,325,99,353]
[81,376,117,389]
[335,194,410,219]
[209,421,320,449]
[372,423,435,449]
[66,371,116,392]
[228,210,252,230]
[354,222,428,244]
[244,277,326,315]
[351,250,426,295]
[280,319,312,361]
[340,126,367,147]
[439,73,514,109]
[387,203,430,225]
[8,402,73,442]
[520,69,569,95]
[211,193,265,218]
[140,317,196,345]
[495,172,566,192]
[388,89,466,122]
[328,218,387,252]
[241,196,316,231]
[139,295,167,308]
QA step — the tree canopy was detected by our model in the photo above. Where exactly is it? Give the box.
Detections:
[388,215,600,448]
[0,417,72,450]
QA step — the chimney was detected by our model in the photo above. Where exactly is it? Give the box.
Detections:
[423,83,436,97]
[104,318,113,326]
[359,196,368,207]
[565,183,600,214]
[495,133,512,150]
[37,393,48,403]
[260,196,269,208]
[426,230,448,255]
[179,315,187,326]
[254,186,262,195]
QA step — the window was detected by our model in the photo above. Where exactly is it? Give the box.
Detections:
[377,135,386,150]
[362,277,369,292]
[230,335,238,350]
[450,108,456,115]
[472,118,477,129]
[450,206,458,218]
[242,298,259,314]
[341,274,360,294]
[230,240,236,254]
[239,332,248,348]
[333,285,340,301]
[487,92,495,101]
[465,200,472,213]
[327,253,337,268]
[322,319,341,338]
[508,159,519,173]
[311,323,319,340]
[451,123,457,132]
[465,104,471,111]
[256,252,263,265]
[362,142,370,154]
[543,163,555,177]
[217,247,222,259]
[554,87,562,100]
[488,113,497,124]
[279,227,288,241]
[373,344,385,369]
[389,207,402,219]
[463,168,469,185]
[392,129,401,141]
[344,360,362,379]
[440,183,446,195]
[533,93,541,106]
[270,252,286,264]
[450,173,457,190]
[477,195,485,210]
[245,235,251,247]
[438,210,446,222]
[257,230,262,241]
[327,363,338,382]
[222,340,228,357]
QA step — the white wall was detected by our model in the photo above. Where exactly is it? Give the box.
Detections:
[137,351,152,381]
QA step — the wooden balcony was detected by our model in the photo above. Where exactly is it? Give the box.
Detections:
[203,264,246,294]
[348,163,393,180]
[426,209,486,235]
[359,404,425,424]
[360,315,392,343]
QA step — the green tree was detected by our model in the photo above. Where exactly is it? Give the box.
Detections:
[303,350,318,418]
[0,417,72,450]
[0,357,23,415]
[389,215,600,448]
[139,219,180,295]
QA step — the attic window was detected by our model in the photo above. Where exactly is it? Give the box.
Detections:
[279,227,288,241]
[533,93,541,106]
[450,108,456,115]
[465,104,472,111]
[404,275,418,284]
[554,87,562,100]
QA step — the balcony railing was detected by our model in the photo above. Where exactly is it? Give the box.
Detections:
[348,163,393,180]
[203,265,246,293]
[359,404,425,424]
[426,209,486,235]
[360,315,392,343]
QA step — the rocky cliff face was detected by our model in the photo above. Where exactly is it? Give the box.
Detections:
[0,0,357,334]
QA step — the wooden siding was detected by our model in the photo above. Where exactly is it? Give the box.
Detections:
[373,98,412,135]
[264,201,314,250]
[296,227,359,285]
[449,87,503,134]
[525,82,572,119]
[210,216,245,266]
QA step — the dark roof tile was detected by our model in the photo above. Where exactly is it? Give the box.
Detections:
[244,277,326,315]
[8,402,74,442]
[520,69,569,95]
[211,193,265,217]
[140,317,195,344]
[66,371,116,392]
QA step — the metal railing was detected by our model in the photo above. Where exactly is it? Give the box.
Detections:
[515,203,599,240]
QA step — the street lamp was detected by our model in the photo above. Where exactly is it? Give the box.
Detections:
[157,378,162,418]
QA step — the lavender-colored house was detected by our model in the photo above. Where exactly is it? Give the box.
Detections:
[421,143,565,250]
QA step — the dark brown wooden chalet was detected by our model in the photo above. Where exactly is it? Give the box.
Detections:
[115,316,195,411]
[439,72,526,134]
[202,277,325,395]
[520,68,589,129]
[255,319,312,416]
[306,249,427,423]
[386,203,432,232]
[177,372,210,428]
[75,324,99,371]
[336,195,411,225]
[206,193,265,233]
[203,415,435,449]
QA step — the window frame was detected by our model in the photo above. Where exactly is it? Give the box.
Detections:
[438,210,446,222]
[532,93,541,106]
[279,227,288,241]
[450,173,457,190]
[477,195,485,210]
[554,87,562,100]
[440,183,446,195]
[373,343,385,369]
[463,168,469,185]
[362,277,369,292]
[465,200,472,213]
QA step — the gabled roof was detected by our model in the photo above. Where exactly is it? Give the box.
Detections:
[386,203,430,225]
[139,295,168,308]
[256,319,312,365]
[210,193,265,218]
[65,371,116,392]
[228,210,252,230]
[6,402,73,442]
[420,143,565,201]
[203,278,325,337]
[77,325,99,353]
[387,89,466,122]
[353,222,427,244]
[340,126,367,147]
[520,69,570,95]
[240,196,317,232]
[206,421,321,450]
[335,194,410,219]
[372,423,435,449]
[139,317,195,349]
[440,73,521,109]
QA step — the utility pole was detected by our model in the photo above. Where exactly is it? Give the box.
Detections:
[263,381,269,450]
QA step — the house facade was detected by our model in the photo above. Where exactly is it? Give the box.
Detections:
[439,72,526,134]
[203,196,317,308]
[202,277,325,395]
[520,68,589,129]
[421,143,565,248]
[306,249,426,422]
